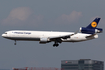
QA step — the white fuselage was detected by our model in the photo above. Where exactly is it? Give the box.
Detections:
[2,30,98,42]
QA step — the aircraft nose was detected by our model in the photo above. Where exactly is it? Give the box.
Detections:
[2,34,6,37]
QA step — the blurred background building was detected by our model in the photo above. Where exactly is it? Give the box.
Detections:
[12,67,62,70]
[61,59,104,70]
[0,69,9,70]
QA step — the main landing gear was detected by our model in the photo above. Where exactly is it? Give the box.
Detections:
[53,39,62,47]
[53,41,59,47]
[53,43,59,47]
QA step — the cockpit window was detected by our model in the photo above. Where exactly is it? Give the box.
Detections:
[4,33,7,34]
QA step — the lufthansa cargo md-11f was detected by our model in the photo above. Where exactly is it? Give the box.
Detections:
[2,18,103,47]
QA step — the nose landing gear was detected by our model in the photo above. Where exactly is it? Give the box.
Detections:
[14,40,16,45]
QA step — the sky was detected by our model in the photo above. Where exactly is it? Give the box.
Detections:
[0,0,105,70]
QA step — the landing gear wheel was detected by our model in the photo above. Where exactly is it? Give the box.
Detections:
[53,44,56,47]
[56,44,59,47]
[14,43,16,45]
[53,40,61,47]
[53,44,59,47]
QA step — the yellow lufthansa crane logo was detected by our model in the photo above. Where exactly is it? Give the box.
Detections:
[91,22,97,28]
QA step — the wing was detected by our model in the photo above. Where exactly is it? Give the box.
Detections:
[49,33,76,43]
[39,30,78,44]
[39,33,75,44]
[49,30,78,40]
[48,30,79,43]
[49,34,72,39]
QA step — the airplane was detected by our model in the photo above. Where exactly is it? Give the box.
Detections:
[2,18,103,47]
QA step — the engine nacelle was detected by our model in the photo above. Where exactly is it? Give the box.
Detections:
[80,27,103,34]
[95,28,103,33]
[39,38,50,44]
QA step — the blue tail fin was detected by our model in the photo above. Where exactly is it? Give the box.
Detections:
[80,18,103,34]
[86,18,101,29]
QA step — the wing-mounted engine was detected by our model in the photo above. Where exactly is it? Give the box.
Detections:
[39,37,50,44]
[80,27,103,34]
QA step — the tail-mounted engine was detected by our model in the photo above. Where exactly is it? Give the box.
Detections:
[80,27,103,34]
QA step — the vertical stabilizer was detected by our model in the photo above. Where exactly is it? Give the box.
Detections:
[86,18,101,29]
